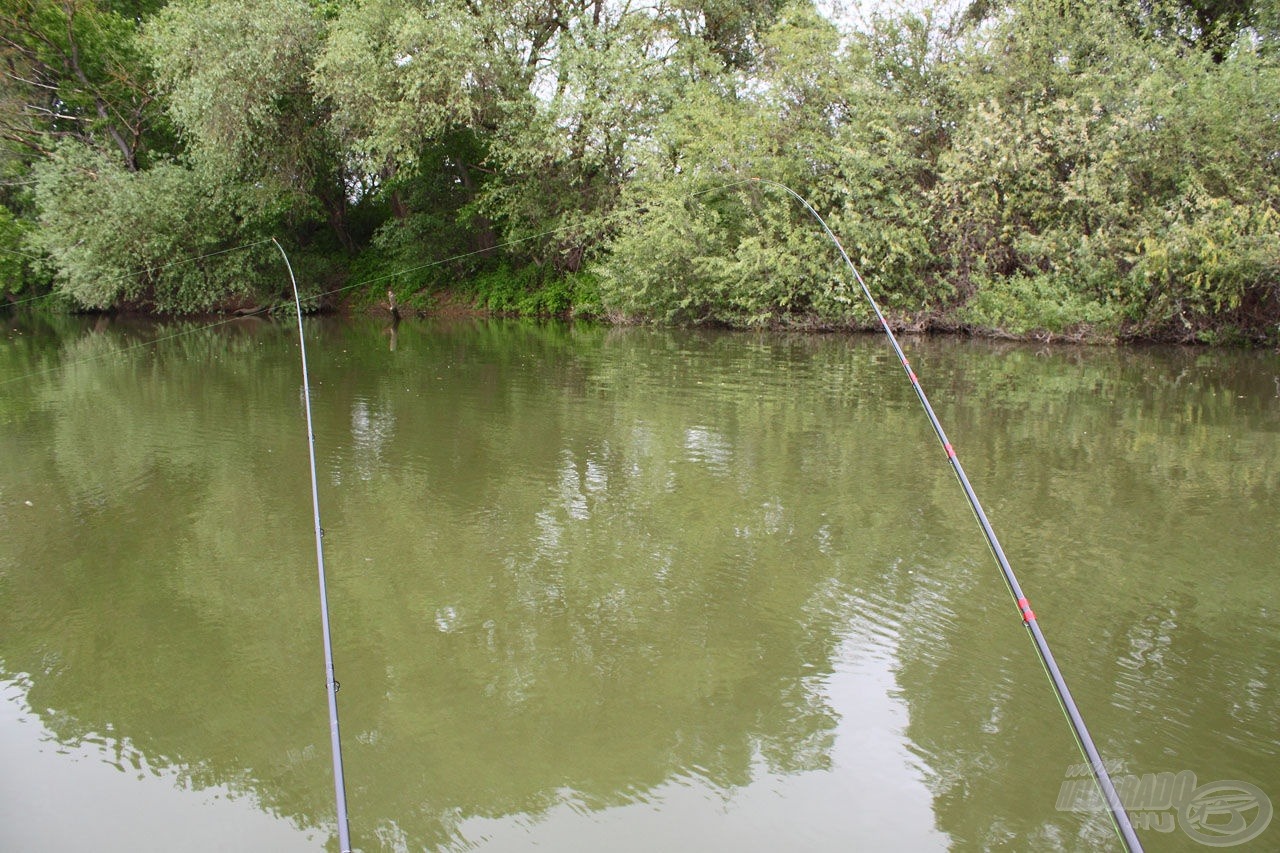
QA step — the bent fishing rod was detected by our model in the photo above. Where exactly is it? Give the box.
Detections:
[272,238,354,853]
[746,179,1141,852]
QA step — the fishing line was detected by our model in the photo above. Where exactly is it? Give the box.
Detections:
[744,177,1142,852]
[272,237,353,853]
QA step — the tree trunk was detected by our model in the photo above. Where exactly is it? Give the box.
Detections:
[452,158,497,256]
[318,184,356,253]
[64,5,137,171]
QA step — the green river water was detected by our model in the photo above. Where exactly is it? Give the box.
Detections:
[0,314,1277,851]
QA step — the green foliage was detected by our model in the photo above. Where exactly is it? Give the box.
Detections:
[1109,46,1280,337]
[597,184,856,328]
[146,0,324,177]
[451,264,600,317]
[684,0,790,68]
[475,0,714,273]
[564,270,603,318]
[314,0,490,172]
[29,144,267,313]
[0,204,38,299]
[0,0,170,171]
[598,195,731,324]
[146,0,352,248]
[347,130,500,303]
[1116,0,1270,60]
[0,0,1275,341]
[596,5,939,328]
[935,0,1280,341]
[464,265,553,316]
[957,272,1120,336]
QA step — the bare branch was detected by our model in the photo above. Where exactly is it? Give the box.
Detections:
[2,70,60,91]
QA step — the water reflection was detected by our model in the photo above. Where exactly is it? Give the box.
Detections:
[1,316,1277,852]
[0,675,319,852]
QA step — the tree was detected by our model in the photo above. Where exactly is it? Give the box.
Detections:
[145,0,354,250]
[314,0,509,271]
[0,203,36,298]
[1127,0,1260,61]
[597,4,868,326]
[0,0,168,172]
[480,0,716,273]
[956,0,1277,60]
[316,0,733,278]
[29,142,267,312]
[934,0,1280,339]
[664,0,791,69]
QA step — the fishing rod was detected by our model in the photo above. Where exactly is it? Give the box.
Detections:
[746,178,1142,852]
[272,238,354,853]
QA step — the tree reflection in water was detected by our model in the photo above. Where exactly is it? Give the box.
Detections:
[1,317,1276,851]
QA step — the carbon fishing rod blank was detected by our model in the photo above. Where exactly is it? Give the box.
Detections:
[274,238,354,853]
[748,178,1143,853]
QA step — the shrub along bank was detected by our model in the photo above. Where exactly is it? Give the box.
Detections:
[1,0,1277,344]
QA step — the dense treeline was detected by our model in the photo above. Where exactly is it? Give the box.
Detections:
[1,0,1277,343]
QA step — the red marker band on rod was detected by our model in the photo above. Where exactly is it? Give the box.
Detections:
[1017,597,1037,623]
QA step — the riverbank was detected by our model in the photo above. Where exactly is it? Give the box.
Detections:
[346,285,1277,349]
[8,289,1272,349]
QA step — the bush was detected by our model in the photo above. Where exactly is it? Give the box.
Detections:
[0,205,39,301]
[460,264,593,317]
[30,145,270,313]
[959,272,1120,337]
